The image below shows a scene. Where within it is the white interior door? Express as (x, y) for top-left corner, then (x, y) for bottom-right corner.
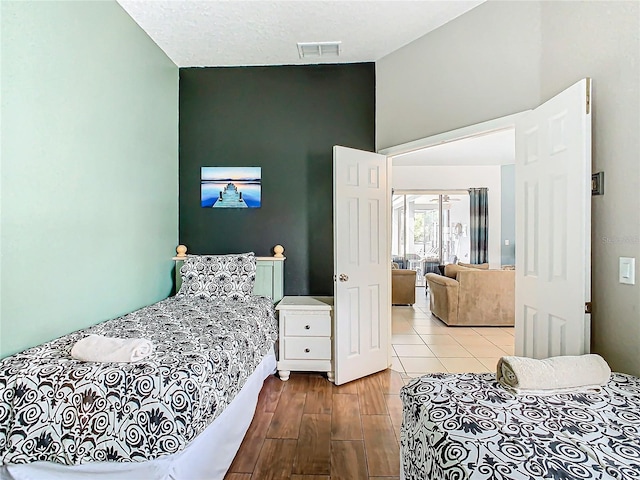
(515, 78), (592, 358)
(333, 145), (391, 385)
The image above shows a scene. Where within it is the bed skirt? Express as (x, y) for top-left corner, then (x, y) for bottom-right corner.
(1, 347), (277, 480)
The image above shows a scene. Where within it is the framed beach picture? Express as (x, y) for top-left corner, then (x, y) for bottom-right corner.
(201, 166), (261, 208)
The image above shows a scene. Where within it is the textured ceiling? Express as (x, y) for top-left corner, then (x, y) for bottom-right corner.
(117, 1), (484, 67)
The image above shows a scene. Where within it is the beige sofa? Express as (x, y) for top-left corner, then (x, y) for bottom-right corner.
(425, 264), (515, 326)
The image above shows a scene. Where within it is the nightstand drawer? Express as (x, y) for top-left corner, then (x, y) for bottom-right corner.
(284, 314), (331, 337)
(283, 337), (331, 360)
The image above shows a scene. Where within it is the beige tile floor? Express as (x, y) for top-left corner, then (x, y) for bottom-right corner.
(391, 288), (515, 377)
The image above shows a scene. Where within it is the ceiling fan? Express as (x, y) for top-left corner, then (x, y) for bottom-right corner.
(430, 194), (460, 203)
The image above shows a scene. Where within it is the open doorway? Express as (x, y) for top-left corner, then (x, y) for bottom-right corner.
(381, 114), (523, 377)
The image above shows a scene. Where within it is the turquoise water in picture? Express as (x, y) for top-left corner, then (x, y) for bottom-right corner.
(201, 167), (262, 208)
(201, 181), (261, 208)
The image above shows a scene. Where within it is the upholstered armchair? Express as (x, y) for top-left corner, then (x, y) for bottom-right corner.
(392, 266), (417, 305)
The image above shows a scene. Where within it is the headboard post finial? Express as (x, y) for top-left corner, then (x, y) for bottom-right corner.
(176, 245), (188, 258)
(273, 245), (285, 258)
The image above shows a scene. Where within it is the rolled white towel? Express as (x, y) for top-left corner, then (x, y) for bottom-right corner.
(496, 354), (611, 394)
(71, 334), (153, 363)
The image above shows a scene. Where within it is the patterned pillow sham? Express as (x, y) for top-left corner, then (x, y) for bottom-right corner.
(177, 252), (257, 300)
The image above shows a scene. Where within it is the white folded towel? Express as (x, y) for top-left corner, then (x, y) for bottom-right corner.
(71, 334), (153, 363)
(496, 354), (611, 394)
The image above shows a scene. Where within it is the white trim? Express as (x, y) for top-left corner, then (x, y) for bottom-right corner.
(378, 111), (531, 158)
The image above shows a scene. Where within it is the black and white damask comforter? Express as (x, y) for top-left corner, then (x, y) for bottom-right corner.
(401, 373), (640, 480)
(0, 295), (277, 466)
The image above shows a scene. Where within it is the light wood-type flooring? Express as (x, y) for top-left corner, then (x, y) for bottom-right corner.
(225, 288), (515, 479)
(224, 369), (404, 480)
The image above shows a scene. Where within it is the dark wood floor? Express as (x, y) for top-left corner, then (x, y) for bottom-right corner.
(225, 369), (405, 480)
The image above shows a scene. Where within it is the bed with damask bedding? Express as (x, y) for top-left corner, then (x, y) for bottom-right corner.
(400, 372), (640, 480)
(0, 250), (285, 480)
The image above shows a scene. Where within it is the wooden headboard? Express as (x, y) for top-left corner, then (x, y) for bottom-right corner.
(172, 245), (286, 303)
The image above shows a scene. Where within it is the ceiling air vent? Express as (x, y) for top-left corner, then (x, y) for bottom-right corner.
(297, 41), (342, 59)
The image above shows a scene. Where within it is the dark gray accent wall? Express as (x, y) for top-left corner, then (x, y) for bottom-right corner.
(501, 164), (516, 266)
(179, 64), (375, 296)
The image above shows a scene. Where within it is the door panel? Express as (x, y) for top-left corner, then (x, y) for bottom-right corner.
(523, 181), (539, 277)
(334, 146), (391, 385)
(515, 78), (592, 358)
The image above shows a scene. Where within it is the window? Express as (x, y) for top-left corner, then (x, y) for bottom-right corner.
(392, 191), (470, 285)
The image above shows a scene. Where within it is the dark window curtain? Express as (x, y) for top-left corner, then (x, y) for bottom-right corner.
(469, 188), (488, 264)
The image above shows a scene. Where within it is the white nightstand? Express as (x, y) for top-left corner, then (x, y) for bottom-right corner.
(275, 296), (334, 382)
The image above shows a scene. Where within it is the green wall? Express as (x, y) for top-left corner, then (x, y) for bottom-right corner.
(0, 1), (179, 357)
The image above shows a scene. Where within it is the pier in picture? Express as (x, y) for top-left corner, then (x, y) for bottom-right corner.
(201, 166), (261, 208)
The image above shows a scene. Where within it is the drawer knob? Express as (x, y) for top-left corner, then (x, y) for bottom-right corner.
(305, 348), (310, 353)
(305, 325), (310, 330)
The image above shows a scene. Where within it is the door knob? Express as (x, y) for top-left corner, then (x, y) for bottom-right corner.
(339, 274), (349, 282)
